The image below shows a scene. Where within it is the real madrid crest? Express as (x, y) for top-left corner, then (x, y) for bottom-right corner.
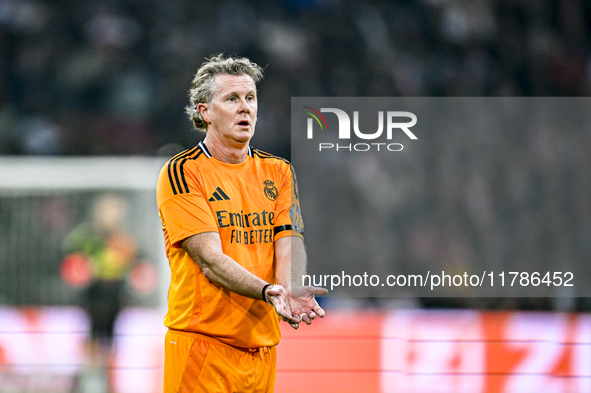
(263, 179), (278, 201)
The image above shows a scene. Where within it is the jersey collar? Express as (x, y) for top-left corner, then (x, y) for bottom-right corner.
(198, 141), (253, 159)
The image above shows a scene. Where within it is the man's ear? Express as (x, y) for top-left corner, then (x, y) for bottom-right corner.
(198, 103), (210, 123)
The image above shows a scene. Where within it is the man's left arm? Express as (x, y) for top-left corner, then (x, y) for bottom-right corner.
(275, 236), (327, 329)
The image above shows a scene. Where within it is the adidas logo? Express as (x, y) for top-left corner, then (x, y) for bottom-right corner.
(209, 187), (230, 202)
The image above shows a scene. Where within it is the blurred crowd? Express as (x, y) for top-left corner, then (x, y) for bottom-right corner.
(1, 0), (590, 157)
(1, 0), (590, 311)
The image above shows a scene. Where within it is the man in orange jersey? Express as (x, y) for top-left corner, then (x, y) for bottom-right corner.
(157, 54), (328, 392)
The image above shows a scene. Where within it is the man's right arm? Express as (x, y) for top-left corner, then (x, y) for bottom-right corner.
(181, 232), (300, 325)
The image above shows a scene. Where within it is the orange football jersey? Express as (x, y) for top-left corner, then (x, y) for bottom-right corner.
(156, 141), (303, 348)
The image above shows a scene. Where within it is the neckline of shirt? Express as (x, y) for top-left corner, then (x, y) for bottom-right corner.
(199, 141), (254, 171)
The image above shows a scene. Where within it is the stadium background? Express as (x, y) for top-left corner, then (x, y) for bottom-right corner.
(1, 0), (591, 392)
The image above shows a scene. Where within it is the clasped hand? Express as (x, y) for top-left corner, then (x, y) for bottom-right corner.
(266, 285), (328, 329)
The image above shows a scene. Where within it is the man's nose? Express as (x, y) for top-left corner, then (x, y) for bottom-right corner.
(238, 98), (250, 112)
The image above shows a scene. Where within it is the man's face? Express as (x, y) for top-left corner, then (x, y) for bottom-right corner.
(202, 74), (258, 146)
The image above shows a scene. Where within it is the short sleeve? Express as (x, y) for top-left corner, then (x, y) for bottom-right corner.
(159, 194), (219, 248)
(273, 164), (304, 241)
(157, 163), (218, 248)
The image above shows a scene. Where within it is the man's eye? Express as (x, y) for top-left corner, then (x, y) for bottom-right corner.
(228, 97), (236, 101)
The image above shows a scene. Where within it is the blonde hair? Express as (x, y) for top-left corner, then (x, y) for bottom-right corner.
(185, 54), (264, 131)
